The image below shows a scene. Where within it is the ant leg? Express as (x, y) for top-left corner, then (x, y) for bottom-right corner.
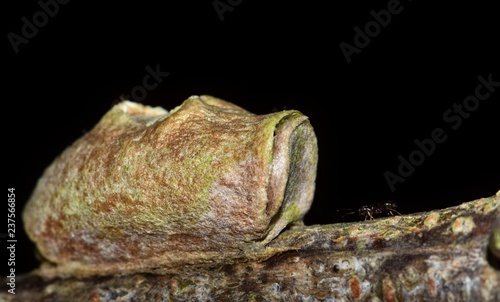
(390, 209), (402, 216)
(367, 212), (374, 220)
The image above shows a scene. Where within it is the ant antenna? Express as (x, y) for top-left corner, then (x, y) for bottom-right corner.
(337, 208), (356, 218)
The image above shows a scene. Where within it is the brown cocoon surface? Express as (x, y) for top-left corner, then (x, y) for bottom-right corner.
(23, 95), (318, 277)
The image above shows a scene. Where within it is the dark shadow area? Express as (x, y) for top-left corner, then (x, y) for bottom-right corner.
(487, 237), (500, 271)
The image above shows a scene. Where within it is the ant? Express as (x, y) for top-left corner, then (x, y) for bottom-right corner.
(338, 201), (402, 221)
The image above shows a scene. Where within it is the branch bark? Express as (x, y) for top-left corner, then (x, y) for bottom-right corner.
(3, 191), (499, 301)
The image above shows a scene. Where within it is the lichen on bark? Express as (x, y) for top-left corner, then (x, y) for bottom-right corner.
(4, 191), (499, 301)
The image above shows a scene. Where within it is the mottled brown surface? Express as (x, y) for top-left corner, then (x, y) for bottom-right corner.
(4, 191), (499, 301)
(22, 96), (318, 278)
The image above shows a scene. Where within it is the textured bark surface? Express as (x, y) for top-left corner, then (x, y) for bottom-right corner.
(3, 191), (499, 301)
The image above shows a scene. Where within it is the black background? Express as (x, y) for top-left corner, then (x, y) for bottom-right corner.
(4, 0), (499, 276)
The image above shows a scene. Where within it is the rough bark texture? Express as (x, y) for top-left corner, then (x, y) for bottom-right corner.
(3, 191), (499, 301)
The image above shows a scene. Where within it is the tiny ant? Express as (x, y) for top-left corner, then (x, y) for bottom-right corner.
(338, 201), (402, 221)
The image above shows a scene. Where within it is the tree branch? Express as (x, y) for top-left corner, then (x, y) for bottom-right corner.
(4, 191), (499, 301)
